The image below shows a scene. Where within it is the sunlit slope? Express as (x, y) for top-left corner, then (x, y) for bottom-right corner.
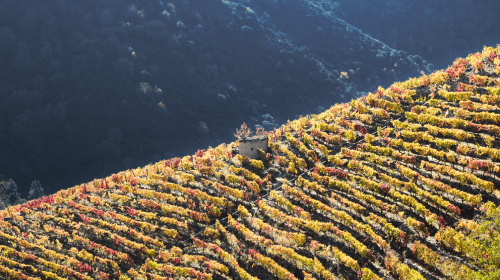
(1, 46), (500, 280)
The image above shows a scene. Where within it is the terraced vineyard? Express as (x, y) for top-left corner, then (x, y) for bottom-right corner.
(2, 46), (500, 279)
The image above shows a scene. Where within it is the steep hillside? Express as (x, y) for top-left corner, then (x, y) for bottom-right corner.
(1, 46), (500, 279)
(334, 0), (500, 69)
(0, 0), (430, 196)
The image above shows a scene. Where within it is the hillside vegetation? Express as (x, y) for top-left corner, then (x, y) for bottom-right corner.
(1, 46), (500, 279)
(0, 0), (430, 194)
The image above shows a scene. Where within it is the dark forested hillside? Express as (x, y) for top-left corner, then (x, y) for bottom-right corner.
(0, 0), (434, 199)
(334, 0), (500, 70)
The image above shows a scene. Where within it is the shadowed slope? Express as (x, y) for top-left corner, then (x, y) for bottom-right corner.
(1, 46), (500, 279)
